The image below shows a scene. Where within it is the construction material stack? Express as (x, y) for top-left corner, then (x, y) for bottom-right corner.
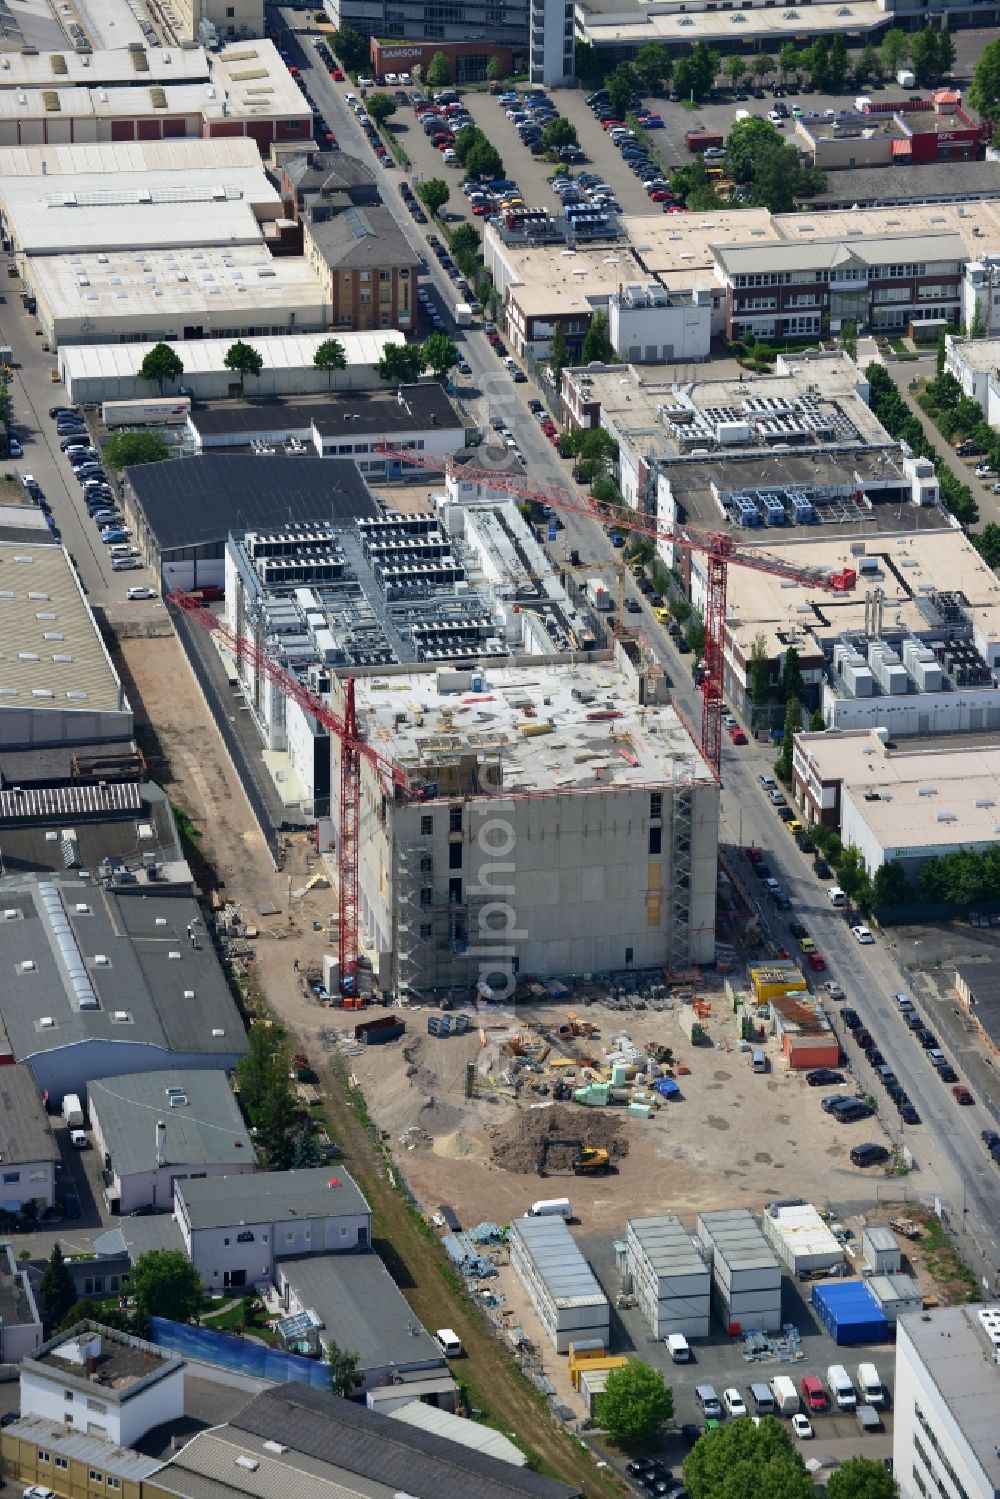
(626, 1216), (711, 1339)
(509, 1215), (610, 1353)
(696, 1208), (782, 1333)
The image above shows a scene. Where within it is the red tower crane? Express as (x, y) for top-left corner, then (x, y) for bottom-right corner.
(169, 590), (410, 1000)
(377, 445), (856, 776)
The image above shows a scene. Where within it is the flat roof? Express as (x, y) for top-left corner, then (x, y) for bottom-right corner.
(771, 198), (1000, 262)
(0, 47), (211, 89)
(0, 1243), (39, 1327)
(956, 960), (1000, 1047)
(580, 0), (885, 42)
(190, 383), (462, 440)
(88, 1069), (253, 1179)
(0, 1064), (58, 1165)
(127, 455), (377, 556)
(0, 877), (246, 1064)
(947, 333), (1000, 377)
(724, 526), (1000, 664)
(0, 137), (261, 181)
(207, 40), (309, 123)
(898, 1304), (1000, 1488)
(0, 540), (126, 714)
(5, 1418), (161, 1480)
(799, 160), (1000, 210)
(355, 657), (713, 796)
(628, 1216), (708, 1278)
(31, 1322), (181, 1395)
(32, 245), (323, 319)
(176, 1165), (369, 1228)
(279, 1253), (443, 1372)
(60, 331), (402, 385)
(0, 782), (182, 877)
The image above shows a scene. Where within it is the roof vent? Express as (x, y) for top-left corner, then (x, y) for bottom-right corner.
(168, 950), (181, 959)
(38, 1016), (55, 1030)
(235, 1457), (259, 1473)
(212, 1027), (225, 1037)
(92, 954), (110, 967)
(19, 960), (35, 974)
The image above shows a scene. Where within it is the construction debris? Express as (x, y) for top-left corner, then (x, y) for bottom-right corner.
(488, 1103), (629, 1176)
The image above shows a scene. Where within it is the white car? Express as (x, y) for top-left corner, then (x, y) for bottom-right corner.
(851, 924), (875, 945)
(126, 586), (157, 601)
(723, 1388), (747, 1417)
(792, 1413), (813, 1439)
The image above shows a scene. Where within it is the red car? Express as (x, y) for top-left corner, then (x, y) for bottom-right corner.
(331, 67), (344, 80)
(601, 118), (624, 130)
(648, 190), (669, 202)
(287, 64), (299, 76)
(747, 845), (764, 864)
(727, 725), (747, 745)
(472, 203), (489, 215)
(953, 1084), (974, 1104)
(807, 952), (827, 973)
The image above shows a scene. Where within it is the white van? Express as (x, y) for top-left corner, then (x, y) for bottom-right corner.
(527, 1197), (572, 1219)
(435, 1328), (463, 1357)
(827, 1364), (856, 1409)
(827, 886), (847, 907)
(751, 1051), (768, 1074)
(749, 1382), (774, 1415)
(666, 1333), (691, 1362)
(857, 1362), (883, 1406)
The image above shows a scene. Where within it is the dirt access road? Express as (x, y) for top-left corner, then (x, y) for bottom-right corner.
(115, 627), (621, 1496)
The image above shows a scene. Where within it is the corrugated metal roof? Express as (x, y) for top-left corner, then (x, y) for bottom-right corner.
(7, 1415), (162, 1479)
(389, 1403), (527, 1466)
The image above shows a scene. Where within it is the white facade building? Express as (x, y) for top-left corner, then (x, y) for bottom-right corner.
(894, 1304), (1000, 1499)
(20, 1327), (184, 1449)
(529, 0), (575, 85)
(608, 284), (712, 365)
(946, 331), (1000, 427)
(0, 1066), (59, 1213)
(174, 1168), (371, 1291)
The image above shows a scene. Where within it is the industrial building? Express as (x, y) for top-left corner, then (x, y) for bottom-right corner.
(792, 728), (1000, 875)
(947, 328), (1000, 419)
(894, 1303), (1000, 1499)
(625, 1216), (711, 1339)
(332, 644), (718, 996)
(0, 1065), (59, 1214)
(273, 1253), (447, 1390)
(867, 1274), (922, 1323)
(0, 539), (132, 749)
(87, 1070), (255, 1216)
(794, 93), (983, 173)
(955, 961), (1000, 1056)
(173, 1166), (371, 1289)
(0, 873), (246, 1102)
(761, 1202), (843, 1278)
(508, 1215), (609, 1353)
(799, 160), (1000, 212)
(0, 780), (187, 880)
(222, 495), (591, 813)
(696, 1209), (782, 1333)
(186, 384), (467, 463)
(58, 331), (403, 404)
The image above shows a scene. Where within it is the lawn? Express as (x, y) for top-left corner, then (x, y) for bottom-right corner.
(201, 1294), (280, 1346)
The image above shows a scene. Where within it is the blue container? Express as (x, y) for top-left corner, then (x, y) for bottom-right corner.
(811, 1280), (888, 1345)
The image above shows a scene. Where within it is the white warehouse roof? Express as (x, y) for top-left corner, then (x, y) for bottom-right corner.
(60, 331), (402, 385)
(0, 138), (264, 181)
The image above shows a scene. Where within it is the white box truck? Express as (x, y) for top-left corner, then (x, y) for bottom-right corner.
(454, 302), (473, 327)
(770, 1375), (800, 1416)
(896, 68), (915, 87)
(586, 579), (612, 612)
(827, 1364), (856, 1409)
(857, 1362), (884, 1406)
(102, 397), (191, 429)
(61, 1093), (84, 1128)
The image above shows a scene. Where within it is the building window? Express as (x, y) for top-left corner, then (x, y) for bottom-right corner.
(55, 1459), (68, 1472)
(223, 1237), (230, 1246)
(449, 877), (463, 904)
(649, 827), (662, 856)
(2, 1171), (20, 1184)
(64, 1390), (75, 1403)
(650, 792), (662, 819)
(89, 1470), (103, 1484)
(419, 922), (432, 939)
(449, 843), (462, 870)
(236, 1230), (254, 1243)
(38, 1451), (50, 1464)
(87, 1399), (107, 1415)
(449, 805), (462, 832)
(107, 1482), (121, 1492)
(420, 886), (433, 908)
(420, 814), (433, 835)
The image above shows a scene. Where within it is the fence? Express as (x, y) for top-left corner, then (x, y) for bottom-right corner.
(171, 604), (284, 866)
(150, 1317), (330, 1389)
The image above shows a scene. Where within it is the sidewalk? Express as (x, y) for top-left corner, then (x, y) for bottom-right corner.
(886, 365), (1000, 530)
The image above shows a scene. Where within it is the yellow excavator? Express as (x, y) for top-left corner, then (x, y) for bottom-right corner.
(538, 1139), (611, 1176)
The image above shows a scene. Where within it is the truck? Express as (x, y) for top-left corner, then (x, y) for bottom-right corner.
(896, 68), (915, 88)
(102, 396), (191, 429)
(857, 1362), (884, 1406)
(685, 130), (724, 153)
(586, 578), (612, 612)
(454, 302), (473, 327)
(61, 1093), (85, 1128)
(770, 1375), (800, 1416)
(827, 1364), (857, 1409)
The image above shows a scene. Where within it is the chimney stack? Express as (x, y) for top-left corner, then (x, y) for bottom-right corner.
(155, 1119), (166, 1168)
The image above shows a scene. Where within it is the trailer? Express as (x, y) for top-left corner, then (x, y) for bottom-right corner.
(102, 396), (191, 429)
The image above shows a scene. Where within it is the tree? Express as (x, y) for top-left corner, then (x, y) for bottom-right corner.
(41, 1242), (76, 1325)
(327, 1339), (361, 1397)
(752, 54), (775, 85)
(634, 42), (672, 94)
(936, 27), (956, 78)
(130, 1249), (203, 1326)
(236, 1020), (283, 1118)
(840, 319), (858, 364)
(581, 310), (612, 364)
(376, 342), (424, 384)
(330, 24), (367, 72)
(421, 331), (458, 379)
(724, 117), (781, 184)
(563, 425), (617, 479)
(827, 1458), (899, 1499)
(223, 340), (263, 397)
(543, 117), (578, 151)
(684, 1418), (814, 1499)
(673, 42), (719, 102)
(606, 61), (637, 119)
(777, 696), (800, 780)
(808, 708), (825, 731)
(909, 24), (949, 86)
(778, 43), (800, 83)
(781, 645), (804, 702)
(417, 177), (450, 216)
(426, 51), (451, 87)
(549, 320), (568, 390)
(872, 861), (911, 911)
(258, 1068), (301, 1170)
(465, 139), (504, 182)
(803, 37), (830, 89)
(313, 337), (347, 389)
(595, 1360), (673, 1445)
(574, 42), (604, 84)
(749, 631), (771, 707)
(104, 429), (170, 471)
(686, 616), (706, 658)
(138, 342), (184, 396)
(750, 140), (825, 212)
(880, 27), (909, 78)
(366, 92), (397, 126)
(936, 325), (948, 376)
(827, 34), (848, 91)
(972, 522), (1000, 569)
(485, 55), (505, 83)
(725, 56), (746, 89)
(856, 42), (880, 82)
(670, 158), (722, 211)
(454, 124), (483, 165)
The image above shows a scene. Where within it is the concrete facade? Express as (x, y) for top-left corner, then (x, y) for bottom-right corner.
(894, 1305), (1000, 1499)
(21, 1326), (184, 1450)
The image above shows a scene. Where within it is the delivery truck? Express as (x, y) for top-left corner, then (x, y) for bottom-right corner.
(102, 396), (191, 429)
(454, 302), (473, 327)
(770, 1375), (800, 1416)
(61, 1093), (85, 1128)
(896, 68), (915, 87)
(827, 1364), (857, 1409)
(685, 130), (724, 153)
(857, 1362), (884, 1406)
(586, 578), (612, 612)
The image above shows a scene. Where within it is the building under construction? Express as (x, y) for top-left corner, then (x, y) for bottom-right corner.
(331, 639), (719, 1000)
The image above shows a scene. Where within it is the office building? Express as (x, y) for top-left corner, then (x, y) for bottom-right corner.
(0, 1066), (59, 1213)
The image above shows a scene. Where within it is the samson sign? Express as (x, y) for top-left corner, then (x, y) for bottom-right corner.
(380, 47), (424, 58)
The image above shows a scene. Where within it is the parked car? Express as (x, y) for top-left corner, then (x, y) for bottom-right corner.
(850, 1143), (890, 1167)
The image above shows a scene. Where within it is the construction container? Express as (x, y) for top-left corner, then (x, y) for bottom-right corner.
(626, 1216), (710, 1339)
(572, 1083), (610, 1107)
(355, 1016), (405, 1045)
(811, 1281), (889, 1345)
(611, 1063), (629, 1087)
(749, 965), (807, 1004)
(677, 1006), (706, 1044)
(762, 1202), (844, 1277)
(508, 1215), (610, 1353)
(697, 1209), (782, 1332)
(569, 1351), (628, 1390)
(628, 1102), (653, 1119)
(867, 1273), (922, 1322)
(862, 1226), (901, 1276)
(782, 1032), (840, 1069)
